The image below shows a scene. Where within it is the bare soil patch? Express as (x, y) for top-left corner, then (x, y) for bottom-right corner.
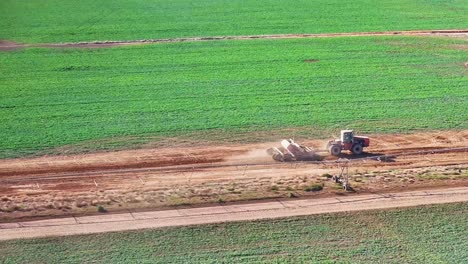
(0, 130), (467, 222)
(0, 40), (23, 51)
(1, 30), (467, 52)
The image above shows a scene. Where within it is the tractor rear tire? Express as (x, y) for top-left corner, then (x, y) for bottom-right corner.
(351, 144), (363, 155)
(329, 145), (341, 156)
(283, 154), (294, 162)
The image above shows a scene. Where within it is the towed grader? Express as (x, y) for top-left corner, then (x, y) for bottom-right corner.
(266, 139), (322, 162)
(267, 130), (370, 162)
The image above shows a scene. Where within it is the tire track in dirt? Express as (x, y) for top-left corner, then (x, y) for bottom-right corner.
(1, 29), (467, 51)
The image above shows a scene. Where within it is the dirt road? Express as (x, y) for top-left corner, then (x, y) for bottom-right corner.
(1, 130), (467, 177)
(0, 131), (467, 222)
(0, 187), (467, 241)
(1, 29), (467, 51)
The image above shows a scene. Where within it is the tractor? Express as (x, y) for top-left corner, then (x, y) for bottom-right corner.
(327, 130), (369, 156)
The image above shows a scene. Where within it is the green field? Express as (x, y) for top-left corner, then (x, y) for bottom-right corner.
(1, 203), (466, 263)
(1, 0), (467, 43)
(1, 36), (467, 158)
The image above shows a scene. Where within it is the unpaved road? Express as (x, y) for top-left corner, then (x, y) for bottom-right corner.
(0, 187), (467, 241)
(0, 131), (467, 221)
(1, 29), (467, 51)
(1, 130), (467, 177)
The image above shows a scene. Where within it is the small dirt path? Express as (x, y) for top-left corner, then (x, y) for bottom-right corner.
(0, 187), (467, 241)
(1, 29), (467, 51)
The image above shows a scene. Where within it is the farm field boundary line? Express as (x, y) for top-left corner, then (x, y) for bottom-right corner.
(1, 29), (467, 50)
(1, 146), (467, 184)
(0, 187), (467, 241)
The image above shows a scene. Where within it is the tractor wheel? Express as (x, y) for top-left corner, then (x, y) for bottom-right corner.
(351, 144), (363, 155)
(272, 153), (284, 162)
(283, 154), (294, 162)
(329, 145), (341, 156)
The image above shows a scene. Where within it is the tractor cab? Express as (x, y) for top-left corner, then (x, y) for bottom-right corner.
(341, 130), (354, 143)
(327, 129), (370, 156)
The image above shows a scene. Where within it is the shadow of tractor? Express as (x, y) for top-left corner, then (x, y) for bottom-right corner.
(333, 152), (396, 162)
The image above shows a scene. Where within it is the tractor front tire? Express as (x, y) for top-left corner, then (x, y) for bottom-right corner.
(329, 145), (341, 156)
(351, 144), (363, 155)
(272, 153), (284, 162)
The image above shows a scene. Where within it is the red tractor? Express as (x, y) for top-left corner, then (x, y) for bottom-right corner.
(327, 130), (370, 156)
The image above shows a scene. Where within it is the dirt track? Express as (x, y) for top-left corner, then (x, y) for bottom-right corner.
(0, 131), (467, 221)
(1, 29), (467, 51)
(0, 187), (467, 241)
(1, 130), (467, 177)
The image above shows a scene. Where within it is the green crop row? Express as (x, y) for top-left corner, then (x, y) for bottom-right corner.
(1, 203), (467, 263)
(0, 0), (467, 43)
(0, 36), (467, 158)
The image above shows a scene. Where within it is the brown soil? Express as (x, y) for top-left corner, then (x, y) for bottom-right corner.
(304, 59), (320, 63)
(1, 29), (467, 52)
(0, 130), (467, 222)
(0, 40), (23, 51)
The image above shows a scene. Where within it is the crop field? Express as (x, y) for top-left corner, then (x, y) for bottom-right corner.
(1, 203), (466, 263)
(1, 36), (467, 158)
(1, 0), (467, 43)
(1, 0), (467, 262)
